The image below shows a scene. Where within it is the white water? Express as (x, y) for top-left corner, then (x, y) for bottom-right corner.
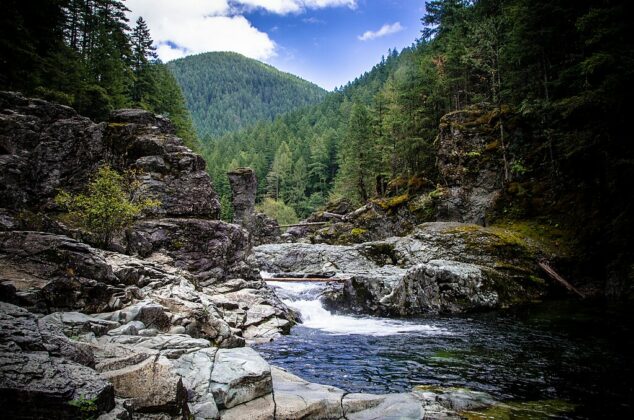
(266, 280), (450, 336)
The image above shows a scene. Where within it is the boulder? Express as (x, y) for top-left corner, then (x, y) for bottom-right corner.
(343, 393), (424, 419)
(1, 301), (95, 367)
(271, 367), (344, 419)
(170, 348), (219, 419)
(125, 218), (258, 283)
(227, 167), (257, 227)
(0, 351), (114, 419)
(101, 355), (186, 414)
(381, 260), (499, 315)
(219, 394), (275, 420)
(209, 347), (272, 409)
(0, 231), (123, 313)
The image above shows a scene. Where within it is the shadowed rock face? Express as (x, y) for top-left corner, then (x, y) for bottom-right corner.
(0, 91), (219, 218)
(227, 167), (257, 226)
(436, 107), (507, 225)
(227, 167), (280, 246)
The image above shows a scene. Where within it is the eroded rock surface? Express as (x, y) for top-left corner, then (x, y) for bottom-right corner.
(227, 167), (280, 246)
(257, 222), (552, 315)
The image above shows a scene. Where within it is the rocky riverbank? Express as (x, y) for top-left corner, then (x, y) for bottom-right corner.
(0, 92), (509, 418)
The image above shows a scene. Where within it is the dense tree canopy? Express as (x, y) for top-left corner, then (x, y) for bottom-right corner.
(167, 52), (327, 138)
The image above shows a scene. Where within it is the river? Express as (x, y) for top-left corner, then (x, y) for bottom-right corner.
(255, 280), (634, 419)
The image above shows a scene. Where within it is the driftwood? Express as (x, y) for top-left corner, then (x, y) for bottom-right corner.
(279, 222), (329, 228)
(263, 277), (348, 283)
(322, 212), (345, 220)
(538, 261), (585, 298)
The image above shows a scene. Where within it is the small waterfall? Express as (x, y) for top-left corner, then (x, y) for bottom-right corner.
(266, 279), (449, 336)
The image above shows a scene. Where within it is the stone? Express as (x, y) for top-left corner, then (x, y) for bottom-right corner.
(343, 393), (424, 419)
(227, 167), (280, 245)
(256, 222), (551, 315)
(41, 312), (120, 336)
(99, 334), (211, 359)
(125, 218), (258, 283)
(219, 394), (275, 420)
(435, 107), (506, 225)
(108, 321), (145, 336)
(0, 302), (95, 367)
(271, 367), (344, 419)
(0, 351), (114, 419)
(170, 348), (219, 419)
(0, 231), (123, 313)
(227, 167), (257, 227)
(101, 355), (186, 414)
(209, 347), (272, 409)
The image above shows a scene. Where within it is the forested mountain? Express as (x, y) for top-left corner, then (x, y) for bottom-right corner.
(167, 52), (327, 138)
(0, 0), (198, 149)
(204, 0), (633, 273)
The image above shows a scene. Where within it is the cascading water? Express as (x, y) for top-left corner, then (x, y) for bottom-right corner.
(256, 277), (634, 419)
(266, 280), (449, 336)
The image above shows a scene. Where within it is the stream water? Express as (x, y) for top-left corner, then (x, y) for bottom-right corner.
(255, 281), (634, 419)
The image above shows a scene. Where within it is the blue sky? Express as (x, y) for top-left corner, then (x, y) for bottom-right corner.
(127, 1), (427, 90)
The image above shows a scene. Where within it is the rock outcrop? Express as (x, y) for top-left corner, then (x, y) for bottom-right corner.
(435, 107), (507, 225)
(0, 93), (505, 419)
(227, 167), (280, 245)
(257, 222), (555, 315)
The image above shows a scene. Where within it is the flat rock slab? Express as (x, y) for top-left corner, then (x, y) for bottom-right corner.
(343, 392), (424, 419)
(210, 347), (272, 409)
(272, 366), (344, 419)
(101, 355), (185, 414)
(100, 334), (210, 359)
(219, 394), (275, 420)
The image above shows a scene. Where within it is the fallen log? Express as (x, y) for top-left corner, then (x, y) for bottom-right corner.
(279, 222), (329, 228)
(263, 277), (348, 283)
(538, 261), (585, 298)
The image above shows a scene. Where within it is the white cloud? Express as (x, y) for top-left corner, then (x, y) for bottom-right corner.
(126, 0), (356, 62)
(358, 22), (404, 41)
(233, 0), (356, 15)
(127, 0), (276, 62)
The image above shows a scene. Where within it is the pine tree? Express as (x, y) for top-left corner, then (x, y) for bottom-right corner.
(130, 16), (157, 105)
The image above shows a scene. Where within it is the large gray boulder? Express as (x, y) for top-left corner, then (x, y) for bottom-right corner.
(271, 367), (345, 419)
(125, 218), (258, 284)
(210, 347), (272, 409)
(101, 355), (186, 414)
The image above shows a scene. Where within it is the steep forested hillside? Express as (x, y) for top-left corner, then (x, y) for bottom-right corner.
(167, 52), (327, 138)
(0, 0), (199, 149)
(205, 0), (633, 286)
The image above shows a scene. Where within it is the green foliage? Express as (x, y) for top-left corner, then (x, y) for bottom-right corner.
(68, 395), (98, 420)
(256, 198), (299, 226)
(0, 0), (201, 150)
(55, 166), (159, 247)
(167, 52), (327, 138)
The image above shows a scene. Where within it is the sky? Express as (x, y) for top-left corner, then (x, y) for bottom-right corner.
(126, 0), (428, 90)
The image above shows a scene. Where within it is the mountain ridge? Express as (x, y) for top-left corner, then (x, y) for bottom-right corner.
(167, 51), (327, 138)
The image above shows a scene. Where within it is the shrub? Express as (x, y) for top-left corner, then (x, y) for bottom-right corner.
(55, 166), (159, 246)
(256, 198), (298, 226)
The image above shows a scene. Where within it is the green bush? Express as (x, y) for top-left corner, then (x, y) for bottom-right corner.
(56, 166), (159, 246)
(256, 198), (299, 226)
